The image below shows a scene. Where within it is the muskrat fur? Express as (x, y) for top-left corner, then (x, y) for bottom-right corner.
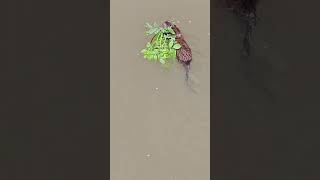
(149, 21), (194, 92)
(163, 21), (192, 82)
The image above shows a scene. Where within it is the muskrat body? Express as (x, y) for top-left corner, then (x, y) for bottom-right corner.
(163, 21), (192, 82)
(148, 21), (195, 92)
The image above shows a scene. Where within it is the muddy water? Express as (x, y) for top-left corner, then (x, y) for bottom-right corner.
(110, 0), (210, 180)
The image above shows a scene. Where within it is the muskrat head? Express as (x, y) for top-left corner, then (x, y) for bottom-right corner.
(163, 21), (174, 28)
(163, 21), (182, 38)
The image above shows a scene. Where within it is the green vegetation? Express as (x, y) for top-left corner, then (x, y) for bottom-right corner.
(140, 22), (181, 65)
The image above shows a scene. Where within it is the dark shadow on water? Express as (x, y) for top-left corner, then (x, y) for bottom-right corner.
(213, 0), (320, 179)
(239, 54), (277, 103)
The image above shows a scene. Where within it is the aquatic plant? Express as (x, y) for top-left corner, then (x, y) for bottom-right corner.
(140, 22), (181, 65)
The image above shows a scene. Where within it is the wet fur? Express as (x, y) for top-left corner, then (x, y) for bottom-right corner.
(163, 21), (193, 86)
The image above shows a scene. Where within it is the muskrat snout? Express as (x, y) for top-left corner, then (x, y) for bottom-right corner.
(163, 21), (173, 28)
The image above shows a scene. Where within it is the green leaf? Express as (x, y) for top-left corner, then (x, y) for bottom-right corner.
(173, 44), (181, 49)
(145, 22), (152, 28)
(169, 41), (174, 47)
(159, 59), (166, 64)
(147, 28), (157, 35)
(168, 28), (175, 34)
(141, 21), (184, 67)
(154, 29), (160, 34)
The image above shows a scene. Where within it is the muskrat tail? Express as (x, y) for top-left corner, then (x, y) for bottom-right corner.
(183, 63), (198, 94)
(183, 63), (190, 82)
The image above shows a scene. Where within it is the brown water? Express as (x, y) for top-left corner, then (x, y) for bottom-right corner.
(110, 0), (210, 180)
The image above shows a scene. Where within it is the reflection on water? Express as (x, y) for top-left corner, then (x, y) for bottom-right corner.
(214, 0), (320, 179)
(111, 0), (210, 179)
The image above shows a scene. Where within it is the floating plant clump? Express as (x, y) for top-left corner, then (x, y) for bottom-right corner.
(140, 22), (181, 65)
(140, 21), (195, 93)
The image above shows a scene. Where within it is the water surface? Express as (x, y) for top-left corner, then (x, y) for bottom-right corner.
(110, 0), (210, 179)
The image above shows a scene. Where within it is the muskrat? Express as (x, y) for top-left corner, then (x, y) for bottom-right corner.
(163, 21), (193, 82)
(148, 21), (195, 92)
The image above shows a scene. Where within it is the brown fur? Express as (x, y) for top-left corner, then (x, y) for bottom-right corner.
(164, 21), (192, 65)
(163, 21), (192, 82)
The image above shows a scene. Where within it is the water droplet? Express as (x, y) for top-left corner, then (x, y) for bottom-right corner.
(188, 20), (192, 23)
(208, 33), (210, 36)
(155, 88), (159, 90)
(177, 20), (180, 23)
(145, 153), (151, 157)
